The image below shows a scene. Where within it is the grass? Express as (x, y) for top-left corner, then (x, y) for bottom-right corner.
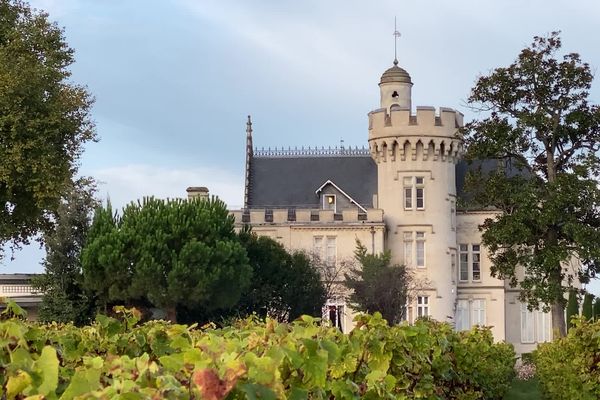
(503, 377), (542, 400)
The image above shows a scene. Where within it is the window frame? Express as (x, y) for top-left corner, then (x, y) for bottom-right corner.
(403, 176), (426, 210)
(325, 236), (337, 267)
(417, 296), (429, 318)
(471, 244), (481, 281)
(403, 232), (413, 267)
(323, 194), (337, 213)
(415, 231), (426, 268)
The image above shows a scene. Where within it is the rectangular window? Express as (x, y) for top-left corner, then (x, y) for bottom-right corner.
(450, 200), (456, 230)
(403, 232), (413, 267)
(472, 244), (481, 281)
(450, 251), (457, 285)
(327, 304), (344, 331)
(403, 177), (425, 210)
(456, 299), (469, 331)
(416, 177), (425, 209)
(416, 232), (425, 267)
(323, 194), (336, 212)
(403, 177), (413, 209)
(472, 299), (486, 326)
(417, 296), (429, 318)
(459, 244), (469, 281)
(536, 310), (551, 342)
(313, 236), (323, 260)
(520, 303), (535, 343)
(326, 236), (336, 266)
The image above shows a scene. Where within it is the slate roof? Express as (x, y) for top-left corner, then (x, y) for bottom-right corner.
(247, 156), (522, 209)
(247, 156), (377, 209)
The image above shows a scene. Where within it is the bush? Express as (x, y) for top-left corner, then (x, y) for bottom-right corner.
(536, 317), (600, 399)
(0, 310), (515, 399)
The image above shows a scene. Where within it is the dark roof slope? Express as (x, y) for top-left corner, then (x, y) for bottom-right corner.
(247, 157), (525, 209)
(248, 156), (377, 208)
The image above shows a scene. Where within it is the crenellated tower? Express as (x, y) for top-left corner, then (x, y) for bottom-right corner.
(368, 60), (463, 323)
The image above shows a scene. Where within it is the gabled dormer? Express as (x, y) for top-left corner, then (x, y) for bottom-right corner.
(315, 180), (367, 214)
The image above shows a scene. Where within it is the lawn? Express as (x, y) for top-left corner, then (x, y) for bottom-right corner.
(504, 377), (542, 400)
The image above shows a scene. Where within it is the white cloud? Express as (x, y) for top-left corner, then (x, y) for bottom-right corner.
(93, 164), (244, 211)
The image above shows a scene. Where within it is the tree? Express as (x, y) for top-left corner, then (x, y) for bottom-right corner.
(566, 289), (578, 330)
(593, 297), (600, 321)
(582, 293), (594, 321)
(82, 197), (252, 322)
(32, 178), (98, 325)
(0, 0), (96, 257)
(235, 230), (326, 321)
(464, 32), (600, 337)
(343, 241), (411, 325)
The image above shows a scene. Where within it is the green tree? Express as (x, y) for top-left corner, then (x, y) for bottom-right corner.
(82, 197), (252, 322)
(464, 32), (600, 337)
(32, 178), (98, 325)
(582, 293), (594, 321)
(235, 230), (326, 321)
(593, 297), (600, 321)
(0, 0), (96, 257)
(343, 241), (411, 325)
(566, 289), (578, 330)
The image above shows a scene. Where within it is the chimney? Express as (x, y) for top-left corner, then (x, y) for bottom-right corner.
(186, 186), (209, 200)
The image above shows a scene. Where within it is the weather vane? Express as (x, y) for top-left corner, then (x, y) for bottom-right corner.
(393, 16), (401, 65)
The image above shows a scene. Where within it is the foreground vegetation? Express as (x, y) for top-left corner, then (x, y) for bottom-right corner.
(0, 307), (515, 399)
(535, 317), (600, 399)
(503, 378), (541, 400)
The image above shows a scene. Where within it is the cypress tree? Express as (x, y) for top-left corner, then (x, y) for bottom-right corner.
(582, 293), (594, 321)
(566, 290), (578, 330)
(593, 297), (600, 321)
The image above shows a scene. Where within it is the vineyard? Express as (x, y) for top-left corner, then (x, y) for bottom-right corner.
(0, 305), (515, 399)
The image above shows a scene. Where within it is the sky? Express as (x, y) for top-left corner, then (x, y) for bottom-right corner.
(2, 0), (600, 293)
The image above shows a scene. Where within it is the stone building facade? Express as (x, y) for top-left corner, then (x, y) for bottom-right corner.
(229, 58), (551, 354)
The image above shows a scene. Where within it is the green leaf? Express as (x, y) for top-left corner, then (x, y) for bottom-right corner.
(238, 383), (277, 400)
(34, 346), (59, 396)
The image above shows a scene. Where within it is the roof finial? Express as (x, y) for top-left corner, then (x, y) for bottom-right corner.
(246, 115), (252, 136)
(393, 17), (401, 66)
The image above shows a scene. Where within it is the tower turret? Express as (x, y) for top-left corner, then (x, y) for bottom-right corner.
(379, 59), (412, 110)
(368, 50), (463, 325)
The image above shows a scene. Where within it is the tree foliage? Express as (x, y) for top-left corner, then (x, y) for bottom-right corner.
(593, 297), (600, 322)
(0, 0), (96, 256)
(81, 197), (252, 322)
(582, 293), (594, 321)
(463, 32), (600, 336)
(235, 230), (326, 321)
(566, 289), (578, 330)
(32, 178), (98, 325)
(343, 241), (411, 325)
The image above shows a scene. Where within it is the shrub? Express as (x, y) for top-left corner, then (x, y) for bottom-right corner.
(536, 317), (600, 399)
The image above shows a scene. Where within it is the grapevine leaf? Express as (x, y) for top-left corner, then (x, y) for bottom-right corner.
(34, 346), (59, 396)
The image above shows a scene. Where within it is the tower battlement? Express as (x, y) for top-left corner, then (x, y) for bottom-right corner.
(368, 106), (463, 136)
(368, 106), (464, 163)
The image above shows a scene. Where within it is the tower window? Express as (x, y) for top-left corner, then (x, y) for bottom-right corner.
(392, 90), (399, 99)
(403, 176), (425, 210)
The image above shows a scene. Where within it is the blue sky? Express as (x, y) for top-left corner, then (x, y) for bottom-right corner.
(3, 0), (600, 293)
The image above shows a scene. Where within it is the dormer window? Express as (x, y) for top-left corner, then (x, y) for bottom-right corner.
(323, 194), (336, 212)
